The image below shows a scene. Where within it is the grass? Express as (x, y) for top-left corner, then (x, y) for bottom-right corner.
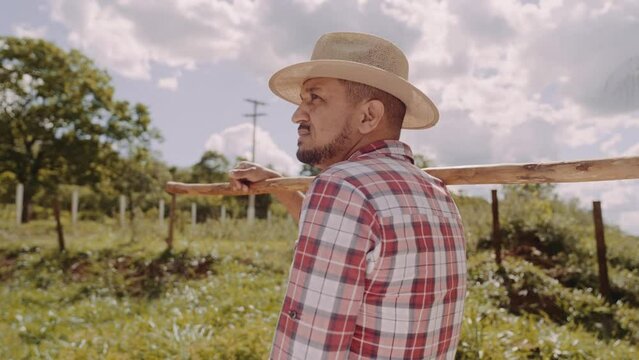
(1, 194), (639, 359)
(0, 217), (295, 359)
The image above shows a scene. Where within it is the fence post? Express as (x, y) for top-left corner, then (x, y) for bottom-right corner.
(167, 194), (176, 250)
(491, 189), (502, 266)
(16, 183), (23, 225)
(221, 205), (226, 222)
(71, 189), (79, 226)
(159, 199), (165, 226)
(247, 195), (255, 224)
(592, 201), (612, 302)
(119, 195), (126, 228)
(191, 202), (197, 233)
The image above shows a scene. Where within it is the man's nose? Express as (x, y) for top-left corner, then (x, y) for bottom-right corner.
(291, 106), (308, 124)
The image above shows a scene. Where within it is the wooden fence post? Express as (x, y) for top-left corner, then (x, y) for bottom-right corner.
(53, 197), (65, 252)
(592, 201), (612, 302)
(16, 183), (23, 225)
(221, 205), (226, 222)
(167, 194), (176, 250)
(119, 195), (126, 228)
(191, 202), (197, 233)
(248, 194), (255, 224)
(491, 189), (503, 266)
(71, 189), (79, 226)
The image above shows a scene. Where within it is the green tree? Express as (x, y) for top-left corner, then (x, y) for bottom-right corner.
(186, 151), (230, 222)
(0, 36), (157, 250)
(413, 154), (431, 169)
(190, 150), (229, 183)
(108, 149), (170, 236)
(299, 163), (321, 176)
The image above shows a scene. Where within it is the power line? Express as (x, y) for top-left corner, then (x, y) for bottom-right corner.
(243, 99), (266, 223)
(244, 99), (267, 162)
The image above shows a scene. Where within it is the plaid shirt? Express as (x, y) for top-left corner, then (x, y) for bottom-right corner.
(271, 140), (467, 359)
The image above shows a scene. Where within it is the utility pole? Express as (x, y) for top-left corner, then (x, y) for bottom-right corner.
(244, 98), (266, 223)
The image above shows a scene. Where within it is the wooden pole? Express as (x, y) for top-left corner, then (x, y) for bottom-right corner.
(71, 189), (79, 226)
(53, 197), (65, 252)
(16, 183), (23, 225)
(491, 190), (502, 265)
(165, 156), (639, 195)
(247, 196), (255, 223)
(221, 205), (226, 222)
(191, 202), (197, 232)
(244, 98), (266, 223)
(159, 199), (165, 226)
(119, 195), (126, 228)
(592, 201), (612, 302)
(167, 194), (176, 250)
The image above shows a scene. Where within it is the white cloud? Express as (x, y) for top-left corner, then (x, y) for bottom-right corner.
(50, 0), (152, 79)
(13, 23), (47, 38)
(600, 134), (622, 155)
(381, 0), (457, 67)
(556, 181), (639, 235)
(293, 0), (329, 12)
(205, 123), (300, 176)
(157, 76), (178, 91)
(620, 211), (639, 235)
(49, 0), (258, 79)
(624, 143), (639, 157)
(42, 0), (639, 234)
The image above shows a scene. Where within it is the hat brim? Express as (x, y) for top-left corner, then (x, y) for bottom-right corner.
(268, 59), (439, 129)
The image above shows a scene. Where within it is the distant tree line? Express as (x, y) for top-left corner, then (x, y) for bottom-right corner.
(0, 36), (277, 251)
(0, 36), (433, 251)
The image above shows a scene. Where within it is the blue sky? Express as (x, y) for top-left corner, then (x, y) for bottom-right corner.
(2, 0), (639, 234)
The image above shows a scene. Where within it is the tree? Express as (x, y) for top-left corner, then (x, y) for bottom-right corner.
(184, 151), (229, 221)
(107, 148), (170, 237)
(190, 150), (229, 183)
(299, 163), (321, 176)
(0, 36), (157, 250)
(413, 154), (431, 169)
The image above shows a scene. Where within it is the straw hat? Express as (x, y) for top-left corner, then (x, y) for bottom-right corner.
(269, 32), (439, 129)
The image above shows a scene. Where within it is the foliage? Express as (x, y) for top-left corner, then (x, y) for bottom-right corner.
(190, 151), (230, 184)
(1, 182), (639, 358)
(299, 163), (321, 176)
(0, 36), (158, 223)
(2, 196), (639, 358)
(453, 193), (491, 252)
(413, 153), (431, 169)
(171, 151), (275, 221)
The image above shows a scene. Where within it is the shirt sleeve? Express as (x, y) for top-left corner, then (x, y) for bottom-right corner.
(270, 174), (378, 359)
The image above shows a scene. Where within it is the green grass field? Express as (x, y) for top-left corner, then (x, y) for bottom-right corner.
(1, 195), (639, 359)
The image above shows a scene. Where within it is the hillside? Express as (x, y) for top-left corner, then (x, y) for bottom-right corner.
(1, 185), (638, 358)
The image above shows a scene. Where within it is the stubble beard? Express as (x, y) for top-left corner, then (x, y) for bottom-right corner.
(296, 122), (353, 167)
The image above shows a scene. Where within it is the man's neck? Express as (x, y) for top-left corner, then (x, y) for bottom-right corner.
(316, 132), (401, 170)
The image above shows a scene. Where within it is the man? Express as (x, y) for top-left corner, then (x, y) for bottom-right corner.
(230, 32), (467, 359)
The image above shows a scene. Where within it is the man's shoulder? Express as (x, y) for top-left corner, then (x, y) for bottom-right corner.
(315, 158), (385, 184)
(319, 160), (367, 178)
(312, 157), (416, 191)
(314, 156), (447, 196)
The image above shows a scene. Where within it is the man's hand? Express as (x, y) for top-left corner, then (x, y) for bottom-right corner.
(229, 161), (282, 192)
(229, 161), (304, 223)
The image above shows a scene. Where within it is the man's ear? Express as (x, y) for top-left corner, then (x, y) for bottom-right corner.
(357, 99), (384, 135)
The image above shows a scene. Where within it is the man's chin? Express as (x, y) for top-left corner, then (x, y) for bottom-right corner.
(296, 149), (318, 166)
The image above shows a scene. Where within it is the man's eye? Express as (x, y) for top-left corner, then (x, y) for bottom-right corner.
(300, 93), (321, 103)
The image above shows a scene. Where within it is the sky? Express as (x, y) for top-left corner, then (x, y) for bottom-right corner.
(1, 0), (639, 234)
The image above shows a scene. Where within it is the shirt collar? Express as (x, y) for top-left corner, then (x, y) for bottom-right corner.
(347, 140), (414, 164)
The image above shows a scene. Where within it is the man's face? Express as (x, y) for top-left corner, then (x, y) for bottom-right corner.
(293, 78), (359, 169)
